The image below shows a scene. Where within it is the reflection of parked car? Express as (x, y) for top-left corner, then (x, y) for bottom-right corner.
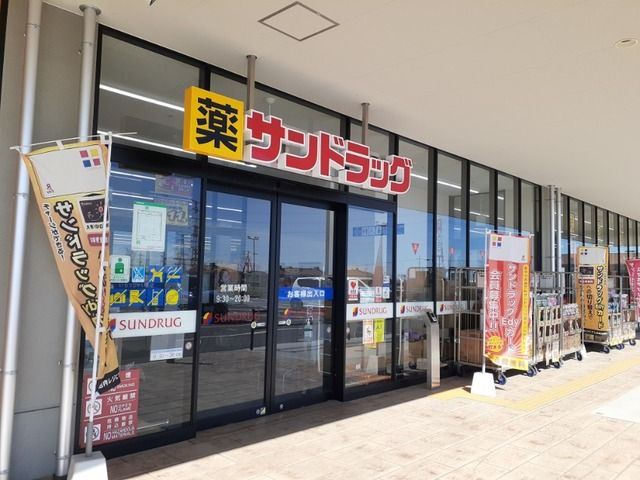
(288, 276), (333, 309)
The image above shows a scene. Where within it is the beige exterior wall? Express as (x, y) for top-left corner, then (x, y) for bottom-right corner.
(0, 2), (83, 478)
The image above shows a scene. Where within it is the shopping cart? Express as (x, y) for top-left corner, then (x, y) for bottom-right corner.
(560, 272), (585, 361)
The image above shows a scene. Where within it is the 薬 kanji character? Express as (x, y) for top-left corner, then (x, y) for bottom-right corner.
(196, 97), (239, 151)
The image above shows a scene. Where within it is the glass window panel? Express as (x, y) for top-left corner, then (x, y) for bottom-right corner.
(561, 196), (569, 272)
(497, 174), (516, 233)
(349, 121), (391, 200)
(584, 204), (595, 247)
(396, 140), (431, 378)
(435, 153), (465, 364)
(620, 216), (628, 274)
(345, 206), (393, 388)
(597, 208), (606, 246)
(81, 165), (201, 444)
(211, 73), (246, 103)
(98, 35), (199, 157)
(569, 199), (582, 271)
(469, 165), (492, 268)
(609, 212), (618, 274)
(275, 204), (334, 400)
(631, 221), (638, 259)
(198, 191), (271, 417)
(521, 181), (537, 268)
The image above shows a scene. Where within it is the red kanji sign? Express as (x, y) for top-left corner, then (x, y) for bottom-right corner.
(80, 369), (139, 447)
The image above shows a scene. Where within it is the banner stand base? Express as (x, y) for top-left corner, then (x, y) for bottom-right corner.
(471, 372), (496, 397)
(67, 452), (108, 480)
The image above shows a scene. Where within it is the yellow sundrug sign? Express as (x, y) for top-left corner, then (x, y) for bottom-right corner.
(183, 86), (244, 160)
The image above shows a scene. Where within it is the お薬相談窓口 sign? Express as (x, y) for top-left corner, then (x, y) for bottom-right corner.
(182, 87), (413, 194)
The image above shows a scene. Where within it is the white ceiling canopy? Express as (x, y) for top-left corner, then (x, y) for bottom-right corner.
(45, 0), (640, 219)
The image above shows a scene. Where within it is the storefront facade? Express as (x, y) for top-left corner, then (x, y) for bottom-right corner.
(75, 27), (547, 457)
(1, 3), (640, 478)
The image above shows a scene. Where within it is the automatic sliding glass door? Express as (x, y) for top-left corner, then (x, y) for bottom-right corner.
(198, 190), (271, 421)
(273, 203), (334, 406)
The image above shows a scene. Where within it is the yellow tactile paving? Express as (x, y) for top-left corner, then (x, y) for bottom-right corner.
(431, 355), (640, 411)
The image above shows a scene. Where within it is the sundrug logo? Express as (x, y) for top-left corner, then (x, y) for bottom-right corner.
(348, 303), (393, 320)
(397, 302), (433, 318)
(110, 310), (196, 338)
(358, 305), (389, 315)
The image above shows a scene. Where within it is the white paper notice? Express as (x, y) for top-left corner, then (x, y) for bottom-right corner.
(577, 246), (608, 266)
(131, 202), (167, 252)
(150, 334), (184, 361)
(487, 234), (529, 263)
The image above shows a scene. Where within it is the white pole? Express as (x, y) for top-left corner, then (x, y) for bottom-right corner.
(0, 1), (42, 478)
(482, 229), (490, 374)
(549, 186), (556, 273)
(55, 5), (100, 476)
(85, 134), (112, 456)
(556, 187), (563, 273)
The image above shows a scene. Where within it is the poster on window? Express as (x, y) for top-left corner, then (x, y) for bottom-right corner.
(131, 202), (167, 252)
(483, 233), (531, 371)
(19, 139), (120, 393)
(577, 246), (609, 334)
(80, 368), (139, 447)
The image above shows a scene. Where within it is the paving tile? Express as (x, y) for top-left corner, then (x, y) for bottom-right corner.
(616, 463), (640, 480)
(498, 460), (563, 480)
(439, 459), (507, 480)
(528, 442), (586, 472)
(483, 445), (538, 471)
(102, 344), (640, 480)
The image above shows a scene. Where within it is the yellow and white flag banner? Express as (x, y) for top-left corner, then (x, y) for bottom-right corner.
(20, 139), (120, 393)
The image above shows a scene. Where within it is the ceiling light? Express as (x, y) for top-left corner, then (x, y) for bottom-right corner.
(100, 84), (184, 112)
(411, 173), (428, 181)
(615, 38), (638, 48)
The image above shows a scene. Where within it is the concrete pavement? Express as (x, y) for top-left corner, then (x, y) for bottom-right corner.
(106, 342), (640, 480)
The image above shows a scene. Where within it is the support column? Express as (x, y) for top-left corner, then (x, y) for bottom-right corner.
(361, 102), (369, 144)
(246, 54), (257, 110)
(555, 187), (564, 272)
(0, 1), (43, 478)
(54, 5), (100, 478)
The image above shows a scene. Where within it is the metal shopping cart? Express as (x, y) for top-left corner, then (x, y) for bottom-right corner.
(453, 267), (536, 385)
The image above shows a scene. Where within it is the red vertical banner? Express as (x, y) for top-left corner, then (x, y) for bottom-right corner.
(484, 234), (531, 371)
(626, 258), (640, 316)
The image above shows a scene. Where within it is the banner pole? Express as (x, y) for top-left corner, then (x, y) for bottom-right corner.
(0, 2), (42, 479)
(482, 229), (490, 374)
(55, 5), (101, 476)
(85, 133), (112, 456)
